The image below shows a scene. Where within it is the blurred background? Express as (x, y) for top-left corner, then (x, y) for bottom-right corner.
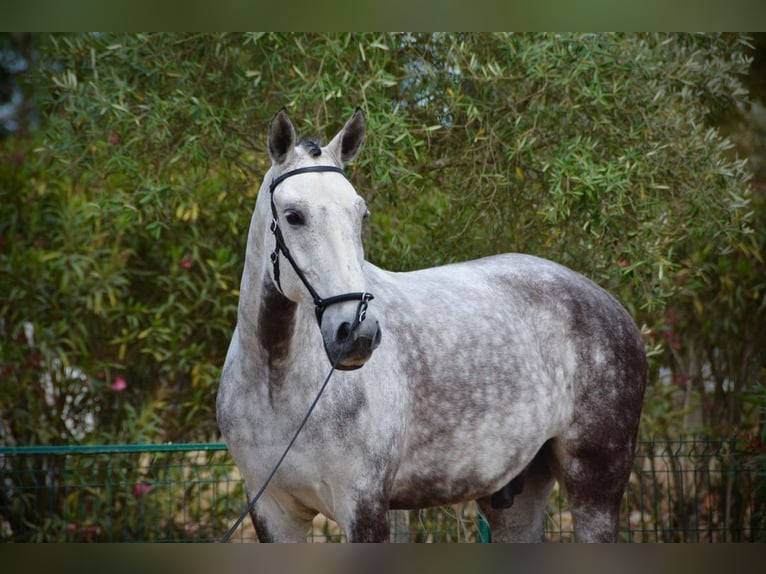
(0, 35), (764, 541)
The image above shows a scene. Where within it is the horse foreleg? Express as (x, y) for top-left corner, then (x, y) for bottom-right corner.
(344, 498), (391, 542)
(248, 494), (313, 542)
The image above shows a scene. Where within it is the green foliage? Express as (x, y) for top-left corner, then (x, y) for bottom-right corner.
(1, 446), (246, 542)
(1, 33), (763, 446)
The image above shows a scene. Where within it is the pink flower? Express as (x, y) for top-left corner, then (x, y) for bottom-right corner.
(133, 483), (151, 498)
(181, 257), (193, 269)
(111, 376), (127, 392)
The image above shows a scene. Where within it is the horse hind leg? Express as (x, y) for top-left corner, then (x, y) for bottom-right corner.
(477, 445), (556, 543)
(548, 437), (634, 542)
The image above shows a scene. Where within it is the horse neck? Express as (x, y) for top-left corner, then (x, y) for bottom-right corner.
(236, 173), (307, 365)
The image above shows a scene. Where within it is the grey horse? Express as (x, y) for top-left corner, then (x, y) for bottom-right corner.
(217, 108), (647, 542)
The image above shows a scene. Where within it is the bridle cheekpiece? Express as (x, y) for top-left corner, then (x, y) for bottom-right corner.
(268, 165), (374, 327)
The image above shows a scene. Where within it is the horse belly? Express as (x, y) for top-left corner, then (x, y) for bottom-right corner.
(388, 394), (565, 509)
(382, 336), (575, 509)
(388, 436), (545, 509)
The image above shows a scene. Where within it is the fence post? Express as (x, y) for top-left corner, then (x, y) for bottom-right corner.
(477, 512), (491, 543)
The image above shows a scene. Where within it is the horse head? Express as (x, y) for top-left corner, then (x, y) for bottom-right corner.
(264, 108), (381, 370)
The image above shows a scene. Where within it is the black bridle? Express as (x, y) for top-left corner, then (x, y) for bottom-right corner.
(220, 166), (375, 543)
(268, 165), (374, 326)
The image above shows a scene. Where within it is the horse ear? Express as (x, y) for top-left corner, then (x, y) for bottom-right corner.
(268, 107), (296, 165)
(327, 108), (366, 165)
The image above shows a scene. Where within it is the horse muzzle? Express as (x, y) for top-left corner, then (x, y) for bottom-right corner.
(321, 312), (382, 371)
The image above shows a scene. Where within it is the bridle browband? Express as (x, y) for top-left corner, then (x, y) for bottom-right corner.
(268, 165), (374, 326)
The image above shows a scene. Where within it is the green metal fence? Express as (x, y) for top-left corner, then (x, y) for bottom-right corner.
(1, 438), (762, 542)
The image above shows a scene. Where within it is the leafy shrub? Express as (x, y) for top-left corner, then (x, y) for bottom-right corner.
(0, 33), (762, 447)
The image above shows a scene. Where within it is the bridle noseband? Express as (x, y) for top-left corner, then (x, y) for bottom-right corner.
(268, 165), (374, 326)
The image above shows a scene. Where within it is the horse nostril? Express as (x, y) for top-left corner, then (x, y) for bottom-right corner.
(335, 322), (353, 344)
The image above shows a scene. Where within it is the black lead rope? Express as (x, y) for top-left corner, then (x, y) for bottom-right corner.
(219, 291), (371, 543)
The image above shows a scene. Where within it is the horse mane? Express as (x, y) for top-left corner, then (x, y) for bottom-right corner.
(299, 139), (322, 158)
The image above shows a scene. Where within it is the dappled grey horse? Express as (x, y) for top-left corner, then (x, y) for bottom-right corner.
(217, 108), (647, 542)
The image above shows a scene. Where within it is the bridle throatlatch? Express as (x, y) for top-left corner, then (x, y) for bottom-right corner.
(268, 165), (374, 327)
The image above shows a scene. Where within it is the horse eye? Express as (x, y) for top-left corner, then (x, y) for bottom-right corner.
(284, 210), (305, 226)
(363, 209), (371, 221)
